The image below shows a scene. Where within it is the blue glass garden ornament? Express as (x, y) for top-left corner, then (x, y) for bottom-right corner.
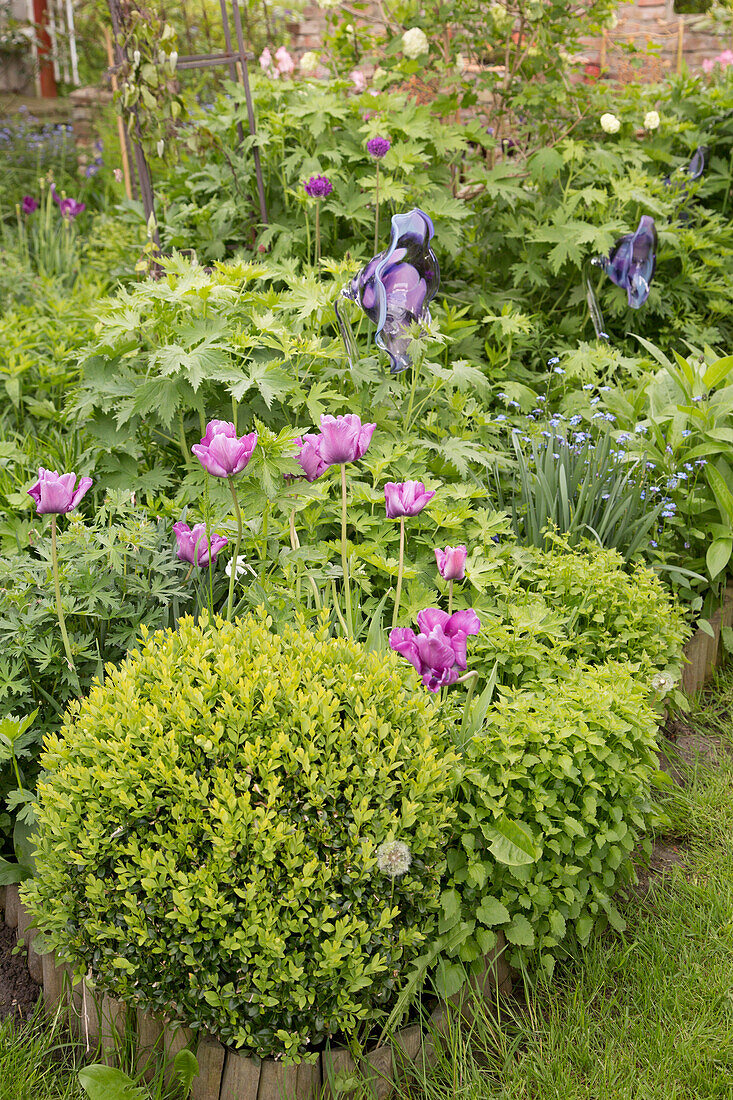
(594, 214), (657, 309)
(335, 208), (440, 374)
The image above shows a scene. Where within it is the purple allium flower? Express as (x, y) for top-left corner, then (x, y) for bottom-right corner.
(304, 175), (333, 199)
(389, 608), (480, 693)
(367, 136), (391, 159)
(295, 433), (328, 482)
(28, 467), (92, 515)
(21, 195), (38, 214)
(384, 480), (435, 518)
(173, 521), (228, 566)
(192, 420), (258, 478)
(317, 414), (375, 465)
(435, 545), (468, 581)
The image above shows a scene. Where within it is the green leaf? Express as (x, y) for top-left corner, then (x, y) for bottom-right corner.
(78, 1065), (147, 1100)
(706, 537), (732, 580)
(475, 896), (510, 927)
(173, 1048), (199, 1092)
(0, 858), (28, 886)
(434, 960), (467, 999)
(705, 464), (733, 526)
(482, 817), (540, 866)
(505, 914), (535, 947)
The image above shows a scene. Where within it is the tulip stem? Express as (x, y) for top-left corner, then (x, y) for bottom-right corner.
(51, 515), (76, 674)
(226, 478), (243, 622)
(392, 517), (405, 630)
(448, 579), (453, 617)
(374, 161), (380, 255)
(459, 669), (479, 742)
(340, 463), (353, 638)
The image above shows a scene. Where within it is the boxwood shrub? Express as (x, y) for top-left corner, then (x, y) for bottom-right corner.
(23, 613), (459, 1059)
(433, 661), (661, 994)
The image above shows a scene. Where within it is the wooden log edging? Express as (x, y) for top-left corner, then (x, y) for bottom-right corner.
(6, 882), (512, 1099)
(681, 584), (733, 695)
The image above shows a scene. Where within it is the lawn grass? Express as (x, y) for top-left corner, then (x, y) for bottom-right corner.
(1, 669), (733, 1100)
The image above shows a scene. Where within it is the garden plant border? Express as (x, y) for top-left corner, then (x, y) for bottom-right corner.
(2, 589), (730, 1099)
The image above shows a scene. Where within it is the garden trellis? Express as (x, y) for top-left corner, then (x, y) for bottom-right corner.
(107, 0), (268, 246)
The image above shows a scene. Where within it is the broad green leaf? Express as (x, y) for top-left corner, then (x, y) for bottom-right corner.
(706, 537), (732, 580)
(505, 914), (535, 947)
(78, 1065), (147, 1100)
(482, 817), (540, 866)
(475, 896), (510, 927)
(172, 1048), (199, 1092)
(434, 960), (467, 999)
(703, 355), (733, 390)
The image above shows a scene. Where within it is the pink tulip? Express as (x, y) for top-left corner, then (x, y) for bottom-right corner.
(384, 480), (435, 518)
(192, 420), (258, 478)
(435, 544), (467, 581)
(28, 467), (93, 515)
(173, 522), (228, 566)
(318, 413), (376, 466)
(295, 434), (328, 482)
(389, 608), (480, 692)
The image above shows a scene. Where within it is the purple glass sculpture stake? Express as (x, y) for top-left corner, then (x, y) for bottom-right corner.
(336, 208), (440, 374)
(594, 214), (657, 309)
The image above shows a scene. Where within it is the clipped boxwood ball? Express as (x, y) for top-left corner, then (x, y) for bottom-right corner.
(24, 613), (459, 1059)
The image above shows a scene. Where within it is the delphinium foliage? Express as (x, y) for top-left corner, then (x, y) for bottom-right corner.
(23, 612), (459, 1058)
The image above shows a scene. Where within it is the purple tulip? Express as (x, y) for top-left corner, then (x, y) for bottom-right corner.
(21, 195), (38, 215)
(28, 467), (93, 515)
(318, 414), (375, 466)
(295, 434), (328, 482)
(384, 480), (435, 518)
(304, 175), (333, 199)
(173, 521), (228, 566)
(192, 420), (258, 478)
(435, 545), (467, 581)
(389, 608), (480, 692)
(59, 197), (86, 220)
(367, 136), (391, 159)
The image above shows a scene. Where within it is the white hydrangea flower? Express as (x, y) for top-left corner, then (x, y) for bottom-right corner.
(402, 27), (428, 59)
(651, 671), (676, 696)
(376, 840), (412, 878)
(600, 113), (621, 134)
(300, 51), (320, 75)
(644, 110), (660, 131)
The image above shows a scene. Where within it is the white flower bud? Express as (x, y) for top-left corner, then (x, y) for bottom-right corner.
(600, 112), (621, 134)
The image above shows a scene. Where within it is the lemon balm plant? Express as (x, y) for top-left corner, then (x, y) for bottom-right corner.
(23, 612), (459, 1059)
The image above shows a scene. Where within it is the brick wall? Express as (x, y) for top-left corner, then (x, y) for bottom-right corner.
(286, 1), (727, 78)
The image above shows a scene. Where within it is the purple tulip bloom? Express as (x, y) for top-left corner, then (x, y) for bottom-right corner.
(295, 433), (328, 482)
(304, 175), (333, 199)
(384, 480), (435, 518)
(367, 136), (391, 159)
(59, 196), (86, 219)
(21, 195), (38, 215)
(192, 420), (258, 478)
(596, 214), (657, 309)
(317, 414), (375, 466)
(28, 467), (93, 515)
(389, 608), (480, 692)
(173, 521), (228, 566)
(435, 544), (467, 581)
